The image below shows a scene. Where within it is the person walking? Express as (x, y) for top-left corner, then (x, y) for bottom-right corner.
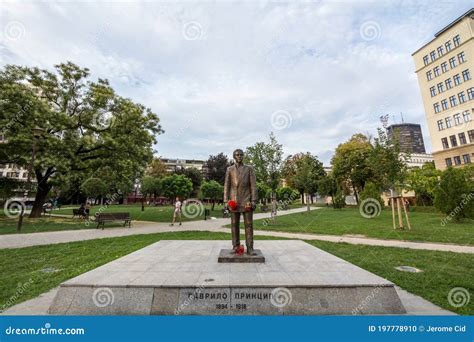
(170, 197), (182, 226)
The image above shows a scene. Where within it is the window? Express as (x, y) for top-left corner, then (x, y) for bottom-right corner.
(453, 74), (461, 85)
(445, 117), (452, 128)
(462, 69), (471, 81)
(437, 119), (445, 130)
(434, 102), (440, 113)
(450, 135), (458, 147)
(423, 55), (429, 65)
(437, 82), (444, 93)
(445, 41), (452, 51)
(462, 154), (471, 164)
(434, 66), (440, 77)
(449, 95), (457, 107)
(468, 88), (474, 100)
(469, 130), (474, 143)
(442, 137), (449, 149)
(430, 86), (436, 97)
(430, 51), (436, 61)
(463, 110), (471, 123)
(458, 52), (466, 64)
(437, 46), (444, 56)
(426, 70), (433, 81)
(453, 34), (461, 47)
(454, 156), (462, 165)
(441, 99), (448, 110)
(445, 78), (452, 89)
(458, 92), (466, 103)
(459, 132), (467, 145)
(449, 57), (457, 68)
(454, 113), (462, 125)
(441, 62), (448, 73)
(445, 158), (452, 167)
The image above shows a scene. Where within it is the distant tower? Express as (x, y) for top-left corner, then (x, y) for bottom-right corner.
(387, 123), (426, 154)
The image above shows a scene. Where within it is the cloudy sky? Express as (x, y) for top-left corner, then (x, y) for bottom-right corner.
(0, 0), (471, 164)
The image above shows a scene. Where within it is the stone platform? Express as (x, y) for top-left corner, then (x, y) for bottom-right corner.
(49, 240), (406, 315)
(218, 249), (265, 263)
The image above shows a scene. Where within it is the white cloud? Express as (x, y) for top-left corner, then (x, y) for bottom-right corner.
(1, 0), (470, 163)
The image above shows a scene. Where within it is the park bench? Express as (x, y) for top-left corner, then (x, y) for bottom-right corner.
(72, 208), (87, 219)
(96, 212), (131, 229)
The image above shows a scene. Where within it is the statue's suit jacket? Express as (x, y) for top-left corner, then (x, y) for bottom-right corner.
(224, 164), (257, 212)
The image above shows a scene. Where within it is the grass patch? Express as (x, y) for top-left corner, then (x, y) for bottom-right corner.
(55, 204), (234, 223)
(0, 231), (281, 310)
(308, 240), (473, 315)
(0, 231), (472, 315)
(254, 207), (474, 245)
(0, 214), (121, 235)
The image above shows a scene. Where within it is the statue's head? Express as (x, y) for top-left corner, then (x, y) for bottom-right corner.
(233, 149), (244, 164)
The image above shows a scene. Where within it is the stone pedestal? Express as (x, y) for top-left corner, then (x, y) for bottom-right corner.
(218, 249), (265, 263)
(49, 240), (406, 315)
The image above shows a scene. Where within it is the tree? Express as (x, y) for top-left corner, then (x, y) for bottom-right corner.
(369, 128), (407, 191)
(283, 152), (325, 210)
(200, 180), (224, 210)
(256, 182), (271, 204)
(318, 173), (345, 209)
(295, 153), (326, 211)
(434, 167), (473, 221)
(0, 62), (162, 217)
(359, 181), (384, 209)
(331, 134), (373, 204)
(80, 177), (108, 203)
(161, 174), (193, 200)
(0, 177), (22, 202)
(175, 167), (202, 197)
(147, 158), (168, 178)
(205, 153), (229, 185)
(405, 162), (441, 206)
(245, 132), (283, 217)
(141, 176), (162, 201)
(276, 187), (298, 202)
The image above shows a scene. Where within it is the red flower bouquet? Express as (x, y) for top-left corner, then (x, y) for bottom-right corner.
(227, 200), (238, 211)
(234, 244), (245, 255)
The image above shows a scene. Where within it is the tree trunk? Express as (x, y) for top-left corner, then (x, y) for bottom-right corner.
(29, 181), (51, 218)
(211, 200), (215, 211)
(271, 191), (277, 220)
(352, 185), (359, 204)
(306, 194), (310, 212)
(301, 192), (304, 204)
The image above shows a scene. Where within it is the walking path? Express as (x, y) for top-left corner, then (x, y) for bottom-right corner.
(1, 206), (473, 254)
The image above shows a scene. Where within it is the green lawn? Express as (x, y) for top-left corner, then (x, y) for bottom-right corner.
(0, 231), (472, 315)
(54, 203), (305, 223)
(0, 214), (121, 235)
(55, 204), (235, 223)
(254, 207), (474, 246)
(309, 240), (473, 315)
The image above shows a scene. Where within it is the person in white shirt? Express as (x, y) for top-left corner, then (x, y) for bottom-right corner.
(170, 197), (182, 226)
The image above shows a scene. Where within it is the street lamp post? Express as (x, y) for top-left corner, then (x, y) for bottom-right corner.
(17, 127), (43, 232)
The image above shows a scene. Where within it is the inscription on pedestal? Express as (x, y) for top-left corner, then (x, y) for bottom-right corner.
(175, 287), (286, 315)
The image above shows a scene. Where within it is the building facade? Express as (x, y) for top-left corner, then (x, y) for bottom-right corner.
(387, 123), (427, 154)
(412, 8), (474, 170)
(161, 158), (207, 175)
(403, 153), (434, 168)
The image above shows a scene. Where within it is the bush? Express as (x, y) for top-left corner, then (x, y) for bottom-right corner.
(359, 182), (384, 209)
(434, 167), (474, 221)
(276, 187), (299, 202)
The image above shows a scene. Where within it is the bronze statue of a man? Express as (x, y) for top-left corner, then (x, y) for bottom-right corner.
(224, 149), (257, 255)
